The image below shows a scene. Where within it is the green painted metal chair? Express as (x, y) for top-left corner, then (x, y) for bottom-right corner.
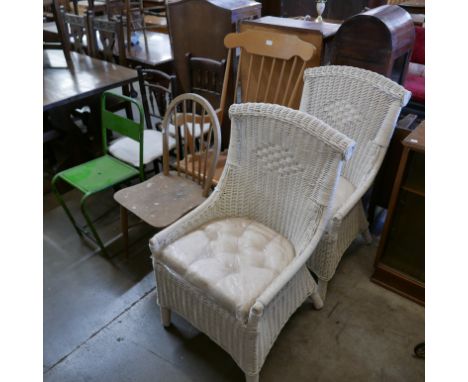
(52, 92), (145, 256)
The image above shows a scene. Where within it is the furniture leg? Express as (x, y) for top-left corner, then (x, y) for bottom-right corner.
(121, 206), (129, 258)
(309, 290), (324, 310)
(363, 228), (373, 244)
(51, 175), (83, 238)
(80, 193), (108, 256)
(317, 279), (328, 302)
(160, 307), (171, 327)
(245, 373), (259, 382)
(122, 85), (134, 120)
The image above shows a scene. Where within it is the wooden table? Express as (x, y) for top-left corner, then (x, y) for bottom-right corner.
(44, 50), (138, 111)
(126, 31), (172, 68)
(43, 22), (172, 69)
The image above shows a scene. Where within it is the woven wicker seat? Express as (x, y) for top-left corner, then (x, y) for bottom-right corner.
(150, 102), (355, 381)
(299, 65), (411, 302)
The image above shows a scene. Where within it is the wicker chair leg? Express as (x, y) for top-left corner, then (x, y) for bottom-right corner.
(309, 290), (324, 310)
(318, 279), (328, 302)
(245, 373), (259, 382)
(363, 228), (373, 244)
(160, 307), (171, 327)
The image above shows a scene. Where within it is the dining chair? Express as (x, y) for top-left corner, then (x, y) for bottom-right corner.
(59, 6), (90, 54)
(88, 11), (134, 120)
(113, 93), (221, 257)
(149, 102), (355, 382)
(52, 92), (145, 256)
(106, 0), (149, 52)
(108, 67), (177, 175)
(177, 54), (228, 184)
(43, 0), (74, 70)
(299, 65), (411, 302)
(181, 29), (317, 185)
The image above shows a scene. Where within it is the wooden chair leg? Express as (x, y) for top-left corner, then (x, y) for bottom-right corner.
(120, 206), (129, 258)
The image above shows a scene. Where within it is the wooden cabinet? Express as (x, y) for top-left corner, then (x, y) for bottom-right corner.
(330, 5), (415, 85)
(372, 121), (425, 305)
(260, 0), (384, 20)
(167, 0), (261, 95)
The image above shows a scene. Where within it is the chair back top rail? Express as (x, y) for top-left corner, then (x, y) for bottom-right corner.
(219, 29), (317, 120)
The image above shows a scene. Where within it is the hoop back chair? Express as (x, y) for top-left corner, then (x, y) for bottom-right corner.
(149, 103), (355, 382)
(52, 92), (144, 256)
(114, 93), (221, 257)
(108, 67), (177, 173)
(299, 65), (411, 301)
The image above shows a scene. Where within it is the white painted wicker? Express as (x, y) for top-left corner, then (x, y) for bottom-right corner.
(150, 103), (355, 381)
(299, 65), (411, 300)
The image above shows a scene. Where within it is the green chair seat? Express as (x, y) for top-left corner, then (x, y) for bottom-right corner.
(57, 155), (140, 194)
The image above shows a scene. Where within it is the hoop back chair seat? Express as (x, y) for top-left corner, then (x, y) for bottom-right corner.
(299, 65), (411, 301)
(52, 92), (145, 256)
(113, 93), (221, 256)
(150, 103), (355, 381)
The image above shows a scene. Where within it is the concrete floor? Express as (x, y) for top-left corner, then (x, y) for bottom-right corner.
(43, 190), (424, 382)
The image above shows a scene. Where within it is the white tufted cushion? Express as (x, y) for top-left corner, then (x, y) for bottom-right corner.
(326, 176), (356, 227)
(167, 121), (211, 138)
(109, 129), (176, 167)
(160, 218), (295, 321)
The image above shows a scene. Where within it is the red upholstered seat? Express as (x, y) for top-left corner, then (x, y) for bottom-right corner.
(404, 26), (425, 104)
(405, 73), (425, 103)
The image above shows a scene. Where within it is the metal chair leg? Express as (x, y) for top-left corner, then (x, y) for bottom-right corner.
(51, 174), (83, 238)
(120, 206), (129, 258)
(80, 193), (108, 256)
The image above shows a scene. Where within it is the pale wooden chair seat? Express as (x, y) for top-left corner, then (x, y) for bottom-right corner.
(114, 170), (206, 228)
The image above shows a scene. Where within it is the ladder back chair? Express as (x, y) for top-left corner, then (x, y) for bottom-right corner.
(43, 0), (74, 70)
(88, 12), (134, 119)
(59, 6), (90, 54)
(52, 92), (145, 256)
(114, 93), (221, 257)
(108, 67), (177, 174)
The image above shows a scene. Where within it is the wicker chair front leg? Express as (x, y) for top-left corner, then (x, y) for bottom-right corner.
(160, 307), (171, 328)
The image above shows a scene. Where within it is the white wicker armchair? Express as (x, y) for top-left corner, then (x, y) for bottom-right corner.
(149, 103), (355, 382)
(299, 65), (411, 301)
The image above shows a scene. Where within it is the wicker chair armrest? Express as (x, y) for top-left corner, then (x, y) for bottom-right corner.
(333, 147), (387, 222)
(252, 222), (327, 312)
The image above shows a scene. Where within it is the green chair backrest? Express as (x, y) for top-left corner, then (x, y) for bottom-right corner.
(101, 91), (145, 180)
